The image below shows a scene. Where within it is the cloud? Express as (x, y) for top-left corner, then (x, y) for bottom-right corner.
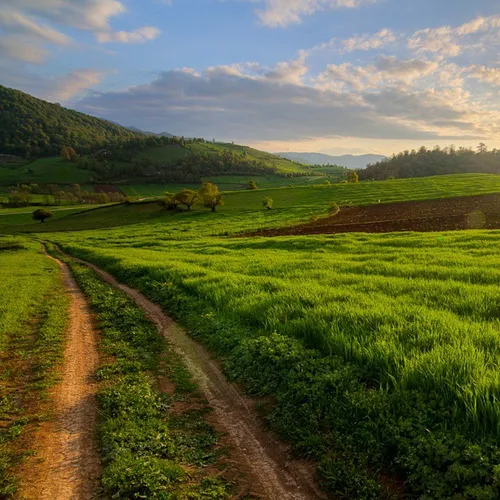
(74, 63), (485, 144)
(0, 0), (160, 62)
(342, 29), (396, 52)
(252, 0), (376, 28)
(408, 15), (500, 57)
(0, 63), (105, 101)
(96, 26), (161, 44)
(467, 65), (500, 86)
(0, 36), (48, 64)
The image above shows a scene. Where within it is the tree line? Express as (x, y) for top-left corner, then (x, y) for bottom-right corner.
(359, 144), (500, 180)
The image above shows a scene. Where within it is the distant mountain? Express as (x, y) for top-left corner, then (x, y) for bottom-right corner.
(276, 152), (385, 169)
(126, 126), (173, 138)
(0, 85), (143, 157)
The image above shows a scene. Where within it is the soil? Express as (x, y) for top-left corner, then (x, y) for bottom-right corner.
(241, 193), (500, 237)
(17, 250), (101, 500)
(64, 251), (325, 500)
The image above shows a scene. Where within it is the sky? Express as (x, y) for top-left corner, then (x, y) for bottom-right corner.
(1, 0), (500, 155)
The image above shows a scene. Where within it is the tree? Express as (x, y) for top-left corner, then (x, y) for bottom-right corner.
(163, 192), (181, 211)
(248, 180), (258, 190)
(174, 189), (199, 211)
(199, 182), (224, 212)
(262, 197), (273, 210)
(347, 171), (359, 183)
(32, 208), (53, 223)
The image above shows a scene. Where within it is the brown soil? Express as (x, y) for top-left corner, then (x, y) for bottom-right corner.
(17, 250), (101, 500)
(64, 251), (325, 500)
(93, 184), (124, 194)
(242, 193), (500, 237)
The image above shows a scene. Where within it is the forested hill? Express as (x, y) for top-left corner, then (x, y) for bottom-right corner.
(359, 145), (500, 180)
(0, 85), (142, 158)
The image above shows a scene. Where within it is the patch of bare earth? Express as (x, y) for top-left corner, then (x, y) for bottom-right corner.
(17, 251), (100, 500)
(65, 251), (325, 500)
(242, 193), (500, 237)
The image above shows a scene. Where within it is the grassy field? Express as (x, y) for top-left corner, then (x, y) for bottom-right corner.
(0, 238), (68, 495)
(7, 173), (500, 236)
(0, 158), (93, 186)
(7, 172), (500, 497)
(52, 224), (500, 498)
(60, 253), (231, 498)
(0, 205), (103, 229)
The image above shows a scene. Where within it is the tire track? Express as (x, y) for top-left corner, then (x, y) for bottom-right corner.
(59, 247), (325, 500)
(18, 248), (100, 500)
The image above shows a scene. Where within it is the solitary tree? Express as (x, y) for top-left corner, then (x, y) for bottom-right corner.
(347, 171), (359, 183)
(163, 192), (181, 211)
(199, 182), (224, 212)
(248, 180), (258, 190)
(262, 197), (273, 210)
(32, 208), (53, 223)
(174, 189), (199, 211)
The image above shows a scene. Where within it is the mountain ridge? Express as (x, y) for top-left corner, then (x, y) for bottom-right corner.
(276, 152), (385, 169)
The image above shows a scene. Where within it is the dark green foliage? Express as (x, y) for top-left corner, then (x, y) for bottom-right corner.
(360, 144), (500, 180)
(0, 85), (142, 158)
(32, 208), (52, 223)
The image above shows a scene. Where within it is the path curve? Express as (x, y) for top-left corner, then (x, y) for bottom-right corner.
(18, 248), (101, 500)
(62, 248), (325, 500)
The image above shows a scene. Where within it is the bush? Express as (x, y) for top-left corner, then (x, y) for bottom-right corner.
(248, 180), (258, 190)
(262, 197), (273, 210)
(32, 208), (53, 223)
(329, 202), (340, 215)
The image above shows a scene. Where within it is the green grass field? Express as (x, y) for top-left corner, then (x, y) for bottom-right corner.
(0, 157), (93, 186)
(7, 173), (500, 236)
(0, 238), (68, 495)
(6, 172), (500, 497)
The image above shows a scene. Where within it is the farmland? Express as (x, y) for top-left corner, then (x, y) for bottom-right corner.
(3, 171), (500, 498)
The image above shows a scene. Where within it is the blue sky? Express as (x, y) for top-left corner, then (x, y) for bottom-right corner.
(1, 0), (500, 155)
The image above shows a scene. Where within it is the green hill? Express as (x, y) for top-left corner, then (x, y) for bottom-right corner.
(0, 85), (142, 158)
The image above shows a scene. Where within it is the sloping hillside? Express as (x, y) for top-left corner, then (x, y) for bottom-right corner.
(0, 85), (142, 158)
(277, 152), (385, 168)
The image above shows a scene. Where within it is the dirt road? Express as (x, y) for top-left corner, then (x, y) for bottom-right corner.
(18, 250), (100, 500)
(64, 250), (324, 500)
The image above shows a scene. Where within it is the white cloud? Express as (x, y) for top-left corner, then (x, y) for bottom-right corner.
(408, 15), (500, 57)
(96, 26), (161, 44)
(342, 29), (396, 52)
(55, 69), (104, 101)
(0, 0), (160, 62)
(468, 65), (500, 86)
(252, 0), (376, 28)
(74, 63), (488, 144)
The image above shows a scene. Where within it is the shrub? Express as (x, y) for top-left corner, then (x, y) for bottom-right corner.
(248, 180), (258, 190)
(262, 197), (273, 210)
(32, 208), (53, 223)
(329, 202), (340, 215)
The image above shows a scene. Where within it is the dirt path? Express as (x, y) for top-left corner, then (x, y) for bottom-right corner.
(62, 249), (325, 500)
(18, 249), (101, 500)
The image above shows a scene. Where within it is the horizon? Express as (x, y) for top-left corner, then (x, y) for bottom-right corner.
(1, 0), (500, 155)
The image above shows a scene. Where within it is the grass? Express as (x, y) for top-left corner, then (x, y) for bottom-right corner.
(59, 252), (231, 498)
(0, 238), (68, 496)
(8, 173), (500, 236)
(0, 205), (103, 229)
(0, 157), (93, 186)
(54, 229), (500, 498)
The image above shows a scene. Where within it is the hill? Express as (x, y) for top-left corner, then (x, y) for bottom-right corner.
(359, 145), (500, 180)
(276, 152), (385, 168)
(0, 85), (142, 158)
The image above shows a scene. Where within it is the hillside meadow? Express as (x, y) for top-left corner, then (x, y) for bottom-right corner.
(23, 172), (499, 498)
(4, 172), (500, 235)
